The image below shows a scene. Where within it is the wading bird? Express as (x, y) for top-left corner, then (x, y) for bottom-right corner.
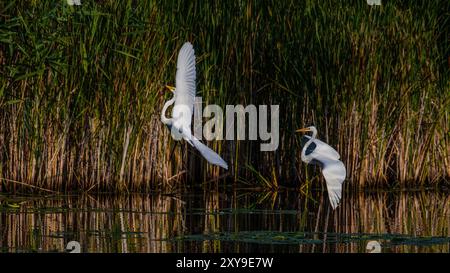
(296, 126), (346, 209)
(161, 42), (228, 169)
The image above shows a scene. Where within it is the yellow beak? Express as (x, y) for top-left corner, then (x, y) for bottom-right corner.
(296, 127), (311, 133)
(165, 85), (175, 93)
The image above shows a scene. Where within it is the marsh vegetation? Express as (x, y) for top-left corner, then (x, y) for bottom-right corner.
(0, 1), (449, 193)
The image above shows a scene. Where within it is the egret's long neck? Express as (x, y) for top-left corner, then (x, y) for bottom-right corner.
(305, 128), (317, 147)
(161, 96), (176, 125)
(310, 127), (317, 139)
(301, 128), (318, 163)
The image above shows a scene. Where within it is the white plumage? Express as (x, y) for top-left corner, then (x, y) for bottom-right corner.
(161, 42), (228, 170)
(173, 42), (196, 137)
(297, 126), (346, 209)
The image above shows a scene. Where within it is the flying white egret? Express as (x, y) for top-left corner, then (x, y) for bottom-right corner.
(296, 126), (346, 209)
(161, 42), (228, 170)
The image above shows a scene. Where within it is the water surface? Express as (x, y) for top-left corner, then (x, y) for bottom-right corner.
(0, 190), (449, 253)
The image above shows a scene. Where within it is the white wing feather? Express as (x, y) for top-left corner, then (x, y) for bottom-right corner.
(303, 135), (340, 160)
(167, 42), (227, 170)
(320, 158), (346, 209)
(302, 136), (346, 209)
(173, 42), (196, 133)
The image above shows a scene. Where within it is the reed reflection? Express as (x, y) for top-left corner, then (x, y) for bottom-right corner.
(0, 190), (448, 253)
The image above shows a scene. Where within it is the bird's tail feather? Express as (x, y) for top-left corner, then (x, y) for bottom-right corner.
(190, 136), (228, 170)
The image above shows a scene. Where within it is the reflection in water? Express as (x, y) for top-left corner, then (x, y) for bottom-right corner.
(0, 190), (449, 253)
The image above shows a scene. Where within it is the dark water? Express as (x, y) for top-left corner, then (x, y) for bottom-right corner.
(0, 190), (449, 253)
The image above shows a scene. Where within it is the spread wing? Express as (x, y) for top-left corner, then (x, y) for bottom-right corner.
(302, 135), (340, 160)
(173, 42), (196, 131)
(320, 158), (346, 209)
(302, 136), (346, 209)
(169, 42), (227, 169)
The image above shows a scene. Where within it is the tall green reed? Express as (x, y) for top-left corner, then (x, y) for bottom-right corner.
(0, 0), (448, 192)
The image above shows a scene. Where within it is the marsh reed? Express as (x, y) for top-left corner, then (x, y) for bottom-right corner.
(0, 1), (449, 192)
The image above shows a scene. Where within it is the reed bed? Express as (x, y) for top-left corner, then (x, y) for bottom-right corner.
(0, 0), (449, 192)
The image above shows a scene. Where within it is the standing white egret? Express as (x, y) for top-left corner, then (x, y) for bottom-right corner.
(161, 42), (228, 169)
(296, 126), (346, 209)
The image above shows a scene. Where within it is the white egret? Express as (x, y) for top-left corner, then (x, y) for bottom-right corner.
(161, 42), (228, 169)
(296, 126), (346, 209)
